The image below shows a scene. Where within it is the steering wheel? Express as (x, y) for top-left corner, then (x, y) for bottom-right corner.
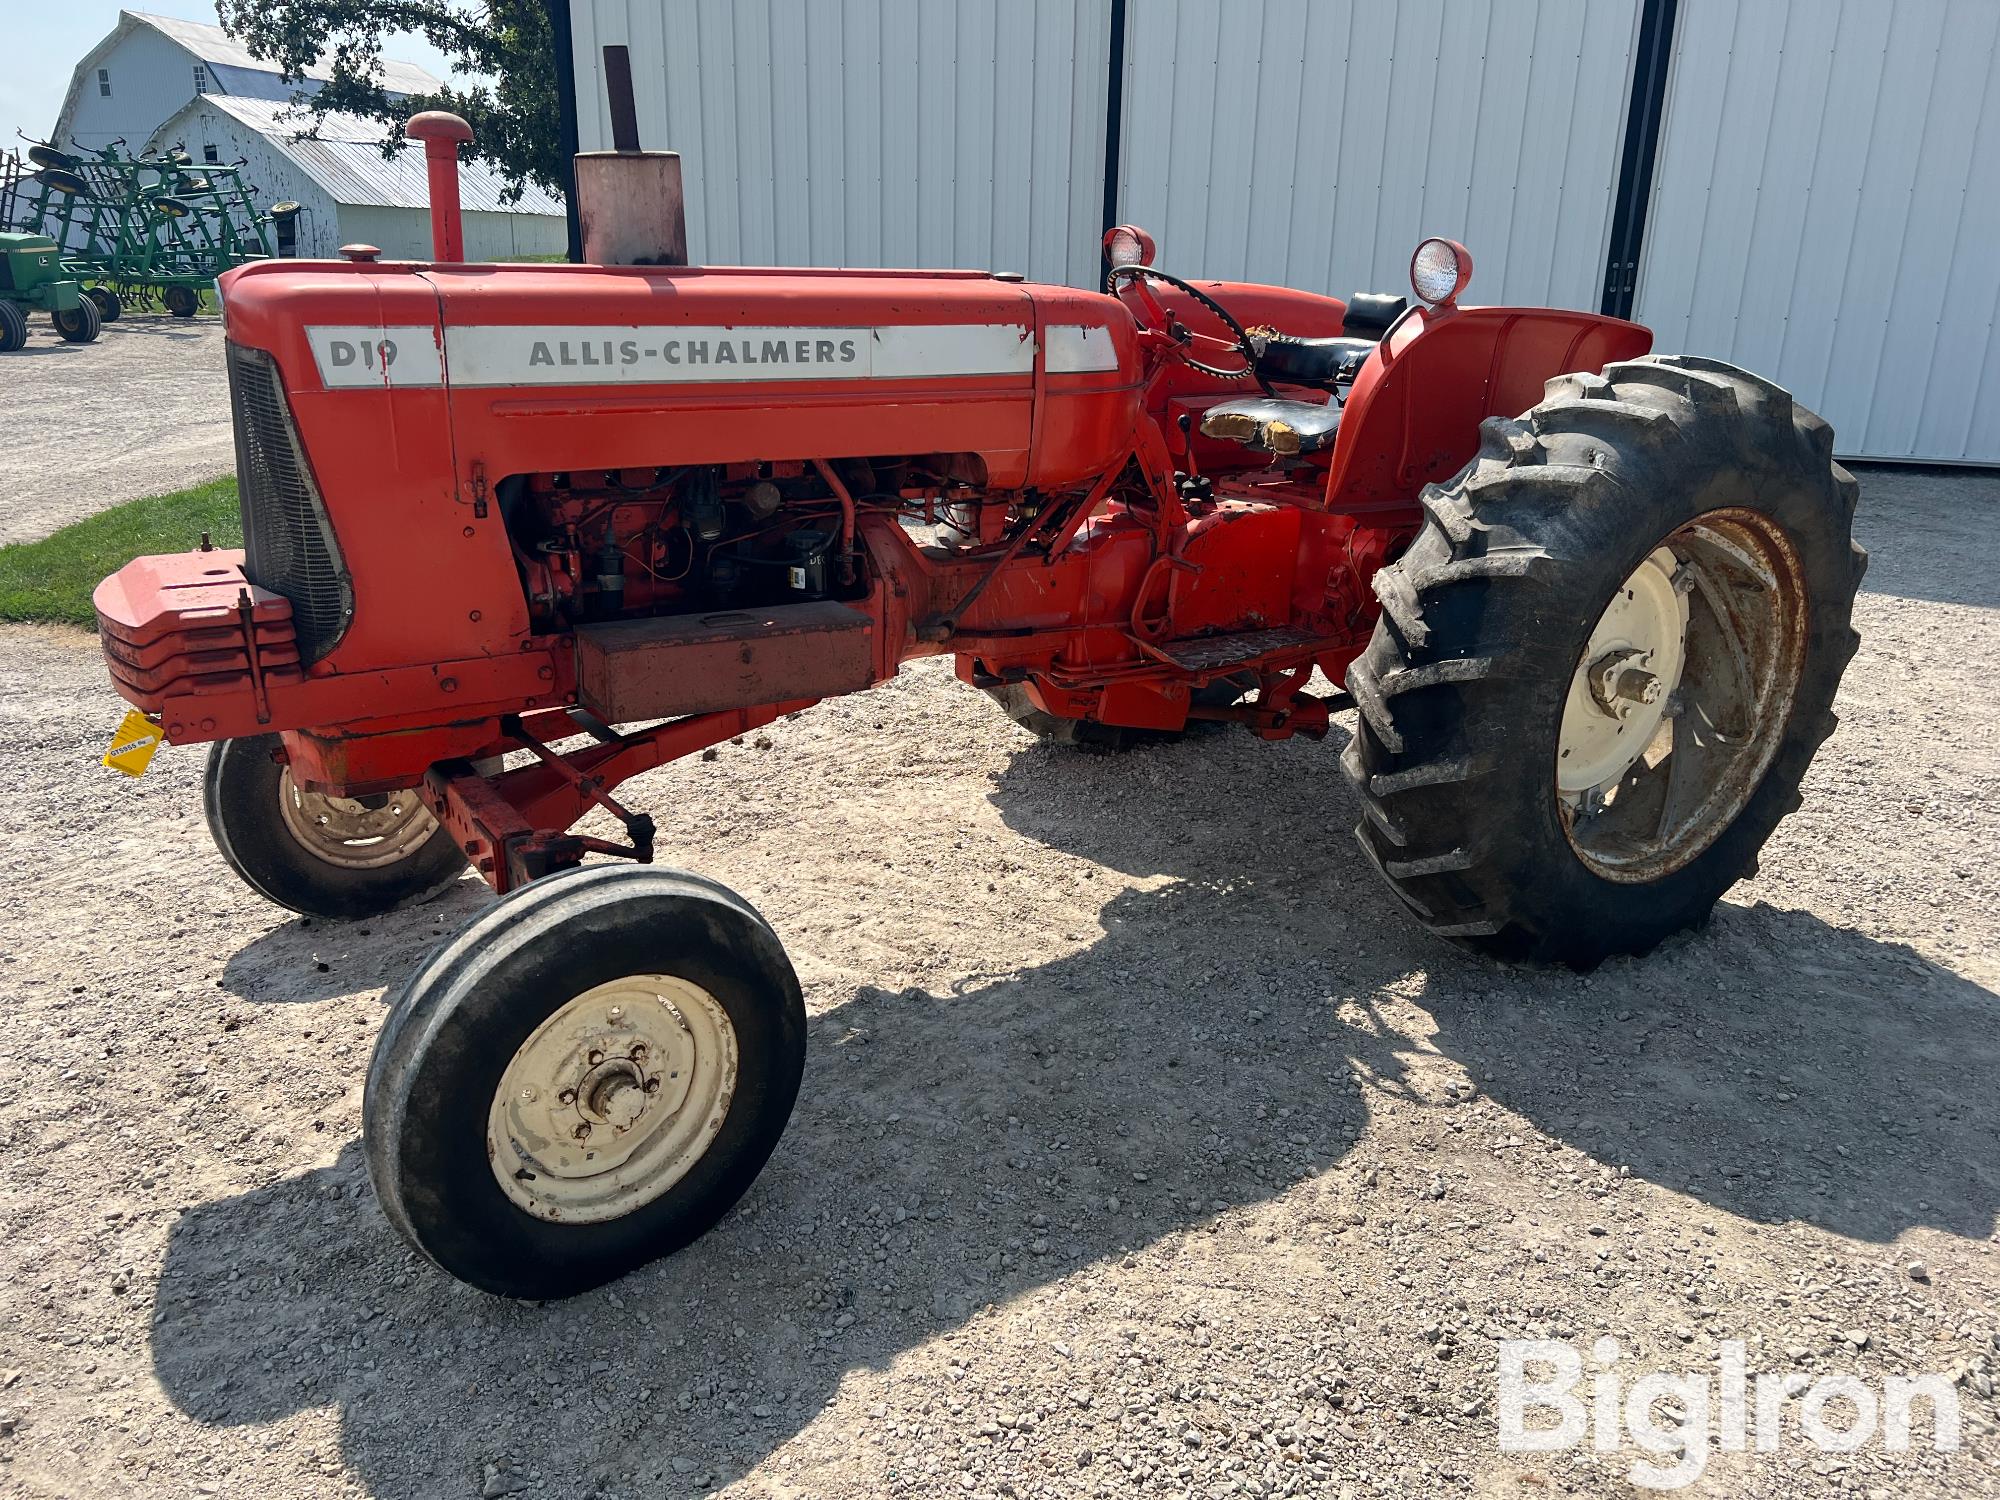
(1108, 263), (1277, 397)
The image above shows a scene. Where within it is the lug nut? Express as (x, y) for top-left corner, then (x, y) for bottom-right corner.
(573, 1122), (591, 1141)
(587, 1049), (604, 1066)
(558, 1088), (576, 1106)
(630, 1044), (648, 1062)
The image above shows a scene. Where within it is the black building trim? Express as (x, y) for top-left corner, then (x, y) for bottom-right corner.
(1099, 0), (1128, 251)
(547, 0), (584, 262)
(1601, 0), (1679, 318)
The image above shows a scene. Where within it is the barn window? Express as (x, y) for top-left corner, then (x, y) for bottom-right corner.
(203, 144), (219, 164)
(97, 68), (111, 97)
(193, 64), (209, 94)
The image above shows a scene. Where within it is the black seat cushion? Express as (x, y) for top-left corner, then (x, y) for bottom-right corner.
(1252, 334), (1377, 389)
(1342, 292), (1408, 337)
(1199, 397), (1342, 456)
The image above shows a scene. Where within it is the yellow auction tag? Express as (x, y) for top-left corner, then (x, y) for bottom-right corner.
(102, 709), (164, 778)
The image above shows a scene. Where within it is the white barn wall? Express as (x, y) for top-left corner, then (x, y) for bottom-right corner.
(148, 98), (341, 258)
(65, 27), (229, 151)
(1112, 0), (1643, 309)
(570, 0), (1113, 286)
(338, 204), (569, 262)
(1634, 0), (2000, 463)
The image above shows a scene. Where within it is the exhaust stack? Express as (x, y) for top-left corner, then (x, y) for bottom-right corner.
(406, 111), (473, 262)
(574, 151), (688, 267)
(572, 43), (687, 268)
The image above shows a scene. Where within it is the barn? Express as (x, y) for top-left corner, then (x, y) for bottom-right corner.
(555, 0), (2000, 463)
(53, 8), (441, 153)
(147, 94), (567, 262)
(50, 8), (566, 263)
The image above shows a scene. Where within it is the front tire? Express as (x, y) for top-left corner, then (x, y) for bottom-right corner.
(53, 297), (100, 343)
(1342, 355), (1864, 967)
(364, 865), (806, 1299)
(204, 735), (470, 920)
(0, 301), (26, 353)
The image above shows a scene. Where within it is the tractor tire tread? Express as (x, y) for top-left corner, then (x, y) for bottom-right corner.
(1341, 355), (1862, 968)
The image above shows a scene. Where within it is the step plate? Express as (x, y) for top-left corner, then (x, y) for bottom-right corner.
(1153, 625), (1322, 673)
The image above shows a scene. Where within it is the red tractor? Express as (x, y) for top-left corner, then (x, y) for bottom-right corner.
(93, 119), (1862, 1299)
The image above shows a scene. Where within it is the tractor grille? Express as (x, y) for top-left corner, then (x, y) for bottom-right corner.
(227, 342), (352, 662)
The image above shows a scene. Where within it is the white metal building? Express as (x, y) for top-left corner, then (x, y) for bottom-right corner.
(563, 0), (1999, 462)
(147, 94), (567, 262)
(55, 10), (440, 153)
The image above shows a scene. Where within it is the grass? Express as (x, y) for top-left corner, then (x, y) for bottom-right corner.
(0, 476), (240, 627)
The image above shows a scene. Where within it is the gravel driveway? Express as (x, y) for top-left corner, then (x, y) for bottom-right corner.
(0, 470), (1994, 1500)
(0, 315), (231, 546)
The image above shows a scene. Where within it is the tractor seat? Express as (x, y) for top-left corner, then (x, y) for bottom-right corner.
(1253, 333), (1379, 390)
(1199, 397), (1342, 456)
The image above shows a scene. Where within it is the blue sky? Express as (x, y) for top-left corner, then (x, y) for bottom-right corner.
(4, 1), (460, 146)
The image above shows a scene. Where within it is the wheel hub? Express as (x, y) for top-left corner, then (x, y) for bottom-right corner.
(1557, 547), (1688, 797)
(277, 771), (438, 869)
(488, 975), (738, 1223)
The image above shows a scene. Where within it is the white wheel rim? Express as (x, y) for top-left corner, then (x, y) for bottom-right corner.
(1557, 546), (1688, 796)
(487, 974), (739, 1224)
(277, 770), (438, 869)
(1557, 511), (1808, 882)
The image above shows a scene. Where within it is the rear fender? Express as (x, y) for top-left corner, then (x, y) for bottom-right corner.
(1324, 304), (1651, 510)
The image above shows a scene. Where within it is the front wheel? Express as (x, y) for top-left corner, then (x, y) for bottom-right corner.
(0, 301), (26, 353)
(204, 735), (469, 919)
(1343, 355), (1865, 967)
(364, 866), (806, 1299)
(52, 297), (100, 343)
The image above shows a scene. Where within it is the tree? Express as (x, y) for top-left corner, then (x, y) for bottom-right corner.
(215, 0), (563, 204)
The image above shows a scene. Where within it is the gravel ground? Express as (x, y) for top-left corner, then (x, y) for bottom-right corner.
(0, 468), (1994, 1500)
(0, 315), (230, 546)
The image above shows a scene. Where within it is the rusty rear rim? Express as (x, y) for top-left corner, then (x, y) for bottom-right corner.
(487, 975), (739, 1224)
(276, 771), (438, 869)
(1557, 508), (1808, 883)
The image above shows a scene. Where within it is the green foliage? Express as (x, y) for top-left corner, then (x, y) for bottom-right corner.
(0, 479), (242, 627)
(215, 0), (563, 204)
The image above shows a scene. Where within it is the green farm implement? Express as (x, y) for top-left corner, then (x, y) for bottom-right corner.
(2, 136), (288, 321)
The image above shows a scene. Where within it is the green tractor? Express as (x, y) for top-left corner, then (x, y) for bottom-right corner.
(0, 229), (100, 352)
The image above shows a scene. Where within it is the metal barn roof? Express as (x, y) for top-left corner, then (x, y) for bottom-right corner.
(127, 10), (443, 97)
(199, 95), (565, 216)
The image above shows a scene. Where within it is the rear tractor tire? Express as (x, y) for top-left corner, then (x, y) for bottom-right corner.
(204, 734), (471, 921)
(986, 676), (1252, 752)
(52, 297), (100, 344)
(1343, 354), (1865, 967)
(364, 865), (807, 1299)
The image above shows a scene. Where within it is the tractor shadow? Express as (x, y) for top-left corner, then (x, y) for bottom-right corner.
(147, 724), (1998, 1497)
(218, 877), (495, 1005)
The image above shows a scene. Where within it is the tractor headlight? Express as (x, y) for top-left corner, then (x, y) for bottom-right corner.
(1103, 224), (1156, 269)
(1410, 237), (1472, 307)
